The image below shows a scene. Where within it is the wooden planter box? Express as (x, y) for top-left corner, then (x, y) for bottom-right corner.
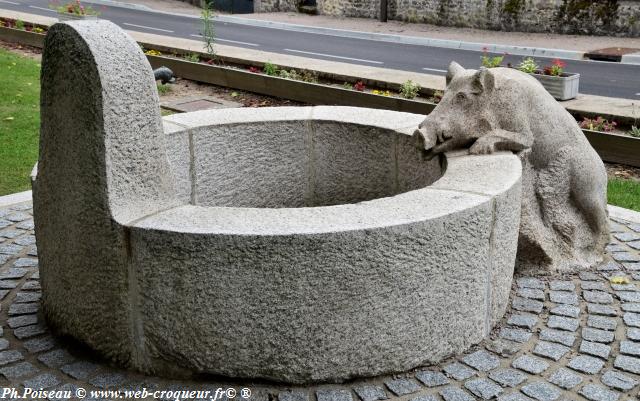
(0, 26), (44, 48)
(531, 72), (580, 101)
(582, 130), (640, 167)
(146, 55), (436, 115)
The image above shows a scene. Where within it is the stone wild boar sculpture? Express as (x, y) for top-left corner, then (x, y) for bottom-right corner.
(414, 61), (609, 272)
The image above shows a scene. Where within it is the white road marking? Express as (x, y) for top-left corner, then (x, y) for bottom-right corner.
(636, 93), (640, 96)
(422, 67), (447, 73)
(0, 0), (20, 5)
(283, 48), (383, 65)
(190, 34), (259, 47)
(28, 5), (55, 12)
(123, 23), (174, 33)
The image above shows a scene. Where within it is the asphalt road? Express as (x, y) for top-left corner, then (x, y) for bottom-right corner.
(2, 0), (640, 100)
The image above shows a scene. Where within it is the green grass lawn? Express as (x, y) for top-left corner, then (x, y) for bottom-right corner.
(0, 48), (40, 196)
(608, 178), (640, 212)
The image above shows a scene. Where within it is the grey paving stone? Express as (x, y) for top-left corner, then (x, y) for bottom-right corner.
(13, 323), (47, 340)
(621, 303), (640, 312)
(0, 219), (11, 230)
(583, 291), (613, 304)
(540, 329), (576, 346)
(533, 341), (570, 361)
(628, 327), (640, 341)
(415, 370), (449, 387)
(0, 290), (9, 300)
(614, 232), (640, 242)
(600, 370), (638, 391)
(8, 302), (39, 316)
(582, 281), (607, 291)
(520, 382), (560, 401)
(578, 384), (620, 401)
(508, 314), (538, 329)
(384, 379), (421, 396)
(439, 387), (474, 401)
(623, 262), (640, 271)
(48, 384), (81, 401)
(0, 229), (24, 239)
(488, 369), (526, 388)
(0, 339), (8, 351)
(279, 391), (309, 401)
(12, 257), (37, 267)
(579, 272), (600, 281)
(0, 350), (23, 366)
(587, 315), (617, 331)
(0, 267), (28, 279)
(624, 312), (640, 327)
(582, 328), (615, 343)
(462, 350), (500, 372)
(0, 280), (19, 289)
(587, 303), (616, 316)
(497, 394), (533, 401)
(549, 291), (578, 305)
(511, 355), (549, 374)
(443, 362), (476, 381)
(616, 291), (640, 302)
(512, 297), (544, 313)
(499, 328), (532, 343)
(550, 281), (575, 291)
(613, 355), (640, 374)
(7, 314), (38, 328)
(620, 340), (640, 356)
(61, 361), (101, 381)
(611, 283), (636, 291)
(22, 373), (60, 389)
(0, 361), (38, 379)
(408, 396), (437, 401)
(22, 336), (57, 353)
(13, 235), (36, 246)
(5, 212), (30, 222)
(548, 368), (582, 390)
(579, 341), (611, 359)
(22, 281), (40, 291)
(549, 305), (580, 318)
(486, 339), (522, 357)
(15, 220), (34, 230)
(612, 252), (640, 262)
(37, 349), (75, 368)
(516, 278), (545, 289)
(567, 355), (605, 374)
(26, 246), (37, 256)
(354, 386), (387, 401)
(464, 378), (503, 400)
(15, 291), (41, 303)
(0, 254), (9, 266)
(0, 244), (22, 255)
(547, 315), (579, 332)
(89, 372), (126, 389)
(629, 223), (640, 232)
(517, 288), (545, 301)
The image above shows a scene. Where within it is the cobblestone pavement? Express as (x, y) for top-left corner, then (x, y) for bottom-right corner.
(2, 202), (640, 400)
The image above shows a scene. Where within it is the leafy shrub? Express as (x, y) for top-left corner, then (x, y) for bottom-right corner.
(184, 53), (200, 63)
(518, 57), (539, 74)
(263, 61), (278, 76)
(400, 80), (421, 99)
(300, 69), (318, 83)
(579, 116), (617, 132)
(544, 59), (566, 76)
(481, 48), (504, 68)
(279, 69), (300, 80)
(630, 126), (640, 138)
(353, 81), (366, 92)
(15, 19), (24, 30)
(342, 82), (353, 90)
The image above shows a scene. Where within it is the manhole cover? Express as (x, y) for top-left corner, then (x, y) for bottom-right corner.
(585, 47), (640, 62)
(162, 96), (242, 112)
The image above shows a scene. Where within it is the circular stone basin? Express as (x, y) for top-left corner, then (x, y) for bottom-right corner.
(35, 106), (522, 384)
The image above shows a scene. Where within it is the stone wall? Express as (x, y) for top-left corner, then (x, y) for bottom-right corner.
(255, 0), (298, 12)
(298, 0), (640, 37)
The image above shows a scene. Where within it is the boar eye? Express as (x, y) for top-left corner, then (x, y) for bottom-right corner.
(455, 92), (467, 102)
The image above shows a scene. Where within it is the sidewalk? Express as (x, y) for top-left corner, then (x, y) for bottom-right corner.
(112, 0), (640, 54)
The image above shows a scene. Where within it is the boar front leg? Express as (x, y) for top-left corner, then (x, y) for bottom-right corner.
(469, 129), (533, 155)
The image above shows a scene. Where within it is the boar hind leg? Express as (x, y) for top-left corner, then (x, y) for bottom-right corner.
(469, 129), (532, 155)
(569, 153), (609, 238)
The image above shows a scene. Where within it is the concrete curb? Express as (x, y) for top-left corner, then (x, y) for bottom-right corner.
(621, 53), (640, 65)
(76, 0), (585, 60)
(0, 190), (32, 208)
(609, 205), (640, 224)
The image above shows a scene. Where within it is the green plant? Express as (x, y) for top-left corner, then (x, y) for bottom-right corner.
(579, 116), (617, 132)
(630, 126), (640, 138)
(279, 69), (299, 80)
(14, 19), (24, 30)
(518, 57), (539, 74)
(481, 48), (504, 68)
(50, 0), (99, 16)
(342, 82), (353, 90)
(544, 59), (566, 76)
(300, 69), (318, 83)
(263, 61), (278, 76)
(200, 0), (215, 57)
(156, 83), (172, 95)
(399, 80), (421, 99)
(430, 90), (444, 104)
(184, 53), (200, 63)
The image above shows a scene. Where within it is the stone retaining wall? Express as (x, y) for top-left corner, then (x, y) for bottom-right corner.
(258, 0), (640, 37)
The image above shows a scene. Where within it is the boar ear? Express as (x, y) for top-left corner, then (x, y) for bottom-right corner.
(446, 61), (465, 86)
(472, 67), (495, 93)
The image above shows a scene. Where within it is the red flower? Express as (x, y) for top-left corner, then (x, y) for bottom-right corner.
(354, 81), (365, 91)
(552, 59), (566, 68)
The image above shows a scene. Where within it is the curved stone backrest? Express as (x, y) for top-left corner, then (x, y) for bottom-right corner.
(33, 20), (177, 368)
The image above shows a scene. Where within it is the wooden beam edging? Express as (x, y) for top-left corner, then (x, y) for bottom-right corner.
(0, 26), (44, 48)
